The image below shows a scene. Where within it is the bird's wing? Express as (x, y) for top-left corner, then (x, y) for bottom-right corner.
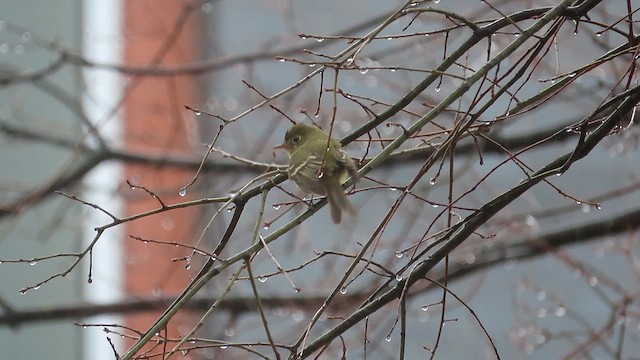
(288, 154), (326, 194)
(333, 145), (359, 181)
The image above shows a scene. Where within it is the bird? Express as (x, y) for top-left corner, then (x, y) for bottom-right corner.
(275, 123), (358, 223)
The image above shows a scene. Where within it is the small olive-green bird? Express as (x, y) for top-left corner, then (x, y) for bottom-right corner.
(275, 123), (358, 223)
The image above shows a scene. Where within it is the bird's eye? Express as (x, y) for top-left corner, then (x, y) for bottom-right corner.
(292, 135), (302, 143)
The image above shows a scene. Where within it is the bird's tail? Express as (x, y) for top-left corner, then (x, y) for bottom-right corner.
(326, 180), (356, 224)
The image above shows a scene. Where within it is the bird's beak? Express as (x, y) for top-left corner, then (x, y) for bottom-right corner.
(273, 143), (288, 150)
